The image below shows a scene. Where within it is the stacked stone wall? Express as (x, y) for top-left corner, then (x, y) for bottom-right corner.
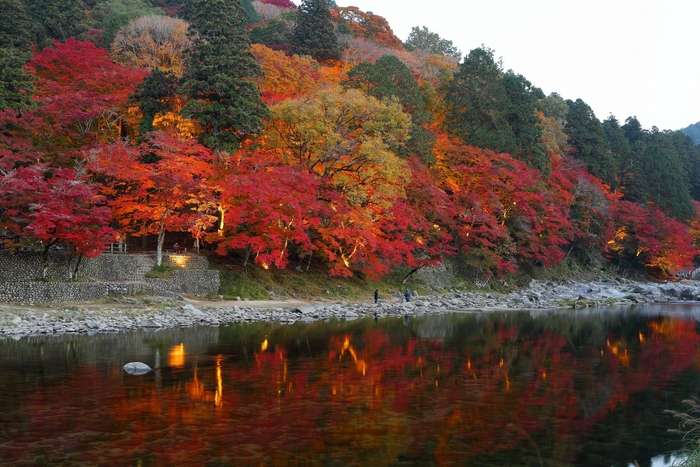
(79, 255), (143, 281)
(0, 282), (109, 304)
(0, 252), (220, 303)
(0, 250), (72, 281)
(145, 270), (220, 297)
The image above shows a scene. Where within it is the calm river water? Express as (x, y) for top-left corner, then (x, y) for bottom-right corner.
(1, 303), (699, 466)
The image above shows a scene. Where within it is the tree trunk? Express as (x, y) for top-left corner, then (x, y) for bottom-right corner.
(243, 245), (251, 267)
(72, 254), (83, 279)
(156, 225), (165, 266)
(402, 267), (421, 284)
(41, 241), (57, 280)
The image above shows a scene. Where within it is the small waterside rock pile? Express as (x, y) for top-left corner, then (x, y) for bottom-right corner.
(2, 278), (700, 338)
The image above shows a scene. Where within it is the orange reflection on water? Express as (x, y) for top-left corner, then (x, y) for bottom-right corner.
(8, 313), (700, 467)
(215, 356), (223, 408)
(168, 343), (185, 367)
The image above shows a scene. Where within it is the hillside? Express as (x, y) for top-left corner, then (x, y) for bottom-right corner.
(1, 0), (700, 285)
(681, 121), (700, 144)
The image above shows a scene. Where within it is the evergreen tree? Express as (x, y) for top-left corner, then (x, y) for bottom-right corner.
(564, 98), (618, 188)
(445, 47), (516, 156)
(289, 0), (339, 61)
(179, 0), (259, 24)
(24, 0), (89, 49)
(403, 26), (461, 60)
(179, 0), (269, 153)
(0, 0), (35, 111)
(343, 54), (435, 163)
(176, 0), (194, 20)
(1, 0), (32, 50)
(622, 116), (646, 145)
(669, 130), (700, 200)
(537, 92), (568, 123)
(250, 9), (295, 48)
(131, 68), (178, 136)
(0, 49), (35, 111)
(639, 143), (694, 220)
(619, 140), (648, 204)
(503, 72), (549, 175)
(92, 0), (164, 49)
(602, 115), (630, 162)
(241, 0), (259, 24)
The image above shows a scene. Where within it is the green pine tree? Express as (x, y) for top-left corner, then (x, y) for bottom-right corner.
(503, 72), (549, 175)
(640, 143), (694, 220)
(92, 0), (164, 49)
(602, 116), (630, 162)
(445, 47), (517, 156)
(289, 0), (339, 61)
(179, 0), (258, 24)
(619, 140), (649, 204)
(0, 0), (32, 50)
(131, 68), (178, 137)
(241, 0), (259, 24)
(0, 0), (35, 111)
(403, 26), (461, 60)
(179, 0), (269, 154)
(564, 98), (618, 188)
(24, 0), (89, 50)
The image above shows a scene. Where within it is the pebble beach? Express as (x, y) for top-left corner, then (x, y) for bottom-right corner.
(2, 278), (700, 338)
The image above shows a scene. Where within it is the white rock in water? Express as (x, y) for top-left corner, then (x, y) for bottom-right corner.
(296, 304), (316, 314)
(344, 311), (359, 320)
(123, 362), (152, 375)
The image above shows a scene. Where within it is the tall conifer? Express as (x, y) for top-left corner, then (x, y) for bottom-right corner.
(0, 0), (35, 111)
(24, 0), (89, 50)
(289, 0), (339, 61)
(179, 0), (269, 153)
(445, 47), (516, 156)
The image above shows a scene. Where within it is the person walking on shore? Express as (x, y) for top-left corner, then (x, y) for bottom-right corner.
(404, 290), (410, 302)
(374, 289), (379, 304)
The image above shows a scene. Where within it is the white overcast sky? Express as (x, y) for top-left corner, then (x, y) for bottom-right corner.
(324, 0), (700, 131)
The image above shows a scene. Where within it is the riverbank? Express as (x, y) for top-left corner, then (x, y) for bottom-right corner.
(2, 277), (700, 338)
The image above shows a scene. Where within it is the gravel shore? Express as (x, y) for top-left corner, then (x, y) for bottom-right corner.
(2, 278), (700, 338)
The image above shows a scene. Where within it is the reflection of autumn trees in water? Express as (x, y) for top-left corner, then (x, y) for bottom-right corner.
(2, 313), (699, 465)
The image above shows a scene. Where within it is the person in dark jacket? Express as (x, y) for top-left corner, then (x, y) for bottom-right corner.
(404, 290), (410, 302)
(374, 289), (379, 304)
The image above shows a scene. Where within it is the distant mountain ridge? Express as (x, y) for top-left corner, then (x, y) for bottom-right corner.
(681, 122), (700, 144)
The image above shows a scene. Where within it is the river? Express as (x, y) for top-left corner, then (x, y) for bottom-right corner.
(1, 303), (698, 466)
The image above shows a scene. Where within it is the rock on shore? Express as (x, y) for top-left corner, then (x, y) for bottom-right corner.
(2, 278), (700, 338)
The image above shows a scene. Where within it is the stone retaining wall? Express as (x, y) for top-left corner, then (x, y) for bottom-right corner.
(0, 281), (110, 304)
(0, 251), (212, 282)
(146, 270), (220, 297)
(0, 252), (220, 303)
(80, 255), (144, 281)
(0, 250), (72, 281)
(0, 271), (220, 304)
(0, 250), (145, 282)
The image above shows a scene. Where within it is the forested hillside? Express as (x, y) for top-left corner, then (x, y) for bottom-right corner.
(681, 122), (700, 145)
(2, 0), (700, 281)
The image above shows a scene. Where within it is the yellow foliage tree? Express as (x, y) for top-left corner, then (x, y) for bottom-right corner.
(264, 88), (412, 207)
(250, 44), (320, 101)
(110, 15), (190, 77)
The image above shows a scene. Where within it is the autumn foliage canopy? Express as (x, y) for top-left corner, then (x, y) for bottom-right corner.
(0, 0), (698, 280)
